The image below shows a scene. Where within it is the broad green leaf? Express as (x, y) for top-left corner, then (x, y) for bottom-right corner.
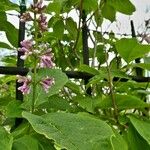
(24, 69), (68, 107)
(111, 130), (128, 150)
(6, 100), (22, 118)
(12, 135), (39, 150)
(129, 116), (150, 145)
(0, 0), (19, 11)
(53, 19), (64, 39)
(101, 3), (116, 22)
(66, 17), (77, 39)
(98, 94), (150, 110)
(78, 64), (99, 75)
(115, 38), (150, 63)
(108, 0), (135, 15)
(0, 42), (12, 49)
(123, 124), (150, 150)
(0, 12), (18, 47)
(23, 111), (114, 150)
(0, 126), (13, 150)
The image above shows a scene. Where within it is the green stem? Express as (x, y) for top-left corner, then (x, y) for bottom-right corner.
(31, 8), (38, 113)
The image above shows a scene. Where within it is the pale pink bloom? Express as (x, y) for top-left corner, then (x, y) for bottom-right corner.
(20, 12), (32, 22)
(39, 50), (54, 68)
(40, 76), (55, 93)
(18, 40), (33, 60)
(38, 14), (48, 32)
(31, 0), (46, 13)
(17, 75), (32, 95)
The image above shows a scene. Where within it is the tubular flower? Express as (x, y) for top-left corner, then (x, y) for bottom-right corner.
(17, 75), (32, 95)
(39, 50), (55, 68)
(31, 0), (46, 13)
(38, 14), (48, 32)
(20, 12), (32, 22)
(40, 76), (55, 93)
(18, 40), (33, 60)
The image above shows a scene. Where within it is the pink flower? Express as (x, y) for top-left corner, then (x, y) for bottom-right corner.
(20, 12), (32, 22)
(31, 0), (46, 13)
(39, 50), (54, 68)
(17, 75), (32, 95)
(38, 14), (48, 32)
(40, 76), (55, 93)
(18, 40), (33, 60)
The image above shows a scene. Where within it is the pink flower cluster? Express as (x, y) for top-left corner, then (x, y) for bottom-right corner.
(17, 0), (55, 95)
(17, 75), (31, 95)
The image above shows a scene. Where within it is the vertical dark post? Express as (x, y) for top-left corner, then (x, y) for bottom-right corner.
(131, 20), (143, 76)
(15, 0), (26, 128)
(82, 10), (91, 94)
(16, 0), (26, 101)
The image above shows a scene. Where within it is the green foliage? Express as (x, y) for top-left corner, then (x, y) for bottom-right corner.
(0, 126), (13, 150)
(22, 111), (114, 150)
(0, 0), (150, 149)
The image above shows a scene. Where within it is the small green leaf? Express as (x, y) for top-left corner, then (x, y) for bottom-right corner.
(115, 38), (150, 63)
(78, 64), (99, 75)
(101, 3), (116, 22)
(0, 126), (13, 150)
(66, 17), (77, 39)
(53, 19), (64, 39)
(23, 111), (114, 150)
(0, 12), (18, 47)
(65, 81), (82, 94)
(83, 0), (98, 12)
(129, 116), (150, 145)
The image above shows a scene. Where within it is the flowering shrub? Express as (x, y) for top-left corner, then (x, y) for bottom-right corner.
(0, 0), (150, 149)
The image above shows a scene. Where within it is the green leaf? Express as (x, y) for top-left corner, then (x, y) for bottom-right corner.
(0, 12), (18, 47)
(0, 0), (19, 11)
(124, 124), (150, 150)
(53, 19), (64, 39)
(111, 130), (128, 150)
(98, 94), (150, 110)
(115, 38), (150, 63)
(131, 63), (150, 71)
(65, 17), (77, 39)
(6, 100), (22, 118)
(83, 0), (98, 12)
(0, 42), (12, 49)
(129, 116), (150, 145)
(78, 64), (99, 75)
(24, 69), (68, 107)
(73, 95), (100, 113)
(39, 95), (74, 112)
(33, 134), (56, 150)
(23, 111), (114, 150)
(37, 69), (68, 97)
(108, 0), (136, 15)
(65, 81), (82, 94)
(0, 126), (13, 150)
(12, 135), (39, 150)
(101, 3), (116, 22)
